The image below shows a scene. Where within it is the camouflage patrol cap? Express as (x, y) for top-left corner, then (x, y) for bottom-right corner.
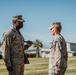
(48, 22), (62, 30)
(12, 15), (25, 22)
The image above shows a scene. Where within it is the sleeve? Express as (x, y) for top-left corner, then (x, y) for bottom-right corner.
(54, 40), (62, 71)
(2, 35), (12, 67)
(24, 45), (29, 50)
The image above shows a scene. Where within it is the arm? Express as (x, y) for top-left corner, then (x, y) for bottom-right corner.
(24, 40), (33, 50)
(54, 40), (62, 72)
(2, 35), (12, 67)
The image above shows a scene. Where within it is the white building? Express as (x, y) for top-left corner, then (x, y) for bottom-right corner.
(40, 48), (50, 58)
(67, 42), (76, 56)
(40, 42), (76, 58)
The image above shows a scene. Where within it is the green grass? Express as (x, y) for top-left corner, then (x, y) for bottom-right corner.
(0, 57), (76, 75)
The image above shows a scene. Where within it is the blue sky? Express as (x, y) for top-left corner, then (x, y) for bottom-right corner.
(0, 0), (76, 48)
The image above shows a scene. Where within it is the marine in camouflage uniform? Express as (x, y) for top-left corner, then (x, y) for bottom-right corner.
(48, 22), (68, 75)
(1, 15), (32, 75)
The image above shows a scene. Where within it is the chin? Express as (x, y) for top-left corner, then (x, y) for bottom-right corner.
(52, 34), (54, 36)
(20, 25), (23, 28)
(20, 26), (23, 28)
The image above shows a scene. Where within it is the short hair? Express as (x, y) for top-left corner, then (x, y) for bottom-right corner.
(56, 26), (62, 32)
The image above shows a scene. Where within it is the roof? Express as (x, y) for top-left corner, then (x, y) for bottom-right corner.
(68, 51), (76, 53)
(41, 48), (50, 52)
(25, 49), (37, 52)
(66, 42), (76, 45)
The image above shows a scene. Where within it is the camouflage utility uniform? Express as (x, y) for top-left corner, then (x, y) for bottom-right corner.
(2, 27), (26, 75)
(49, 34), (68, 75)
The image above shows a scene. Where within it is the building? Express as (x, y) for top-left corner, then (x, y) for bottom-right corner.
(67, 42), (76, 56)
(40, 48), (50, 58)
(25, 42), (76, 58)
(40, 42), (76, 58)
(25, 49), (37, 57)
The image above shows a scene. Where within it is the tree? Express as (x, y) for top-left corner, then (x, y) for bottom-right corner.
(33, 39), (43, 57)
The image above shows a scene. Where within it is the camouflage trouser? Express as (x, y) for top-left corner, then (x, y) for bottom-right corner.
(49, 68), (66, 75)
(7, 63), (24, 75)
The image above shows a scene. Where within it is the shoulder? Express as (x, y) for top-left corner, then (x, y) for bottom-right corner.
(54, 35), (66, 46)
(54, 35), (64, 44)
(3, 28), (13, 38)
(55, 35), (65, 42)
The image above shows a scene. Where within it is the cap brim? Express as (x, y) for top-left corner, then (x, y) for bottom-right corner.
(48, 27), (51, 30)
(18, 19), (25, 22)
(48, 25), (54, 30)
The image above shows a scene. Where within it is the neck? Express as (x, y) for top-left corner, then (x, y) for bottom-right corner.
(13, 26), (20, 31)
(54, 32), (60, 36)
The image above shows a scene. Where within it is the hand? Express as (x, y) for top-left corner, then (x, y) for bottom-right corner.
(25, 40), (33, 47)
(7, 66), (13, 71)
(27, 43), (33, 47)
(54, 70), (59, 75)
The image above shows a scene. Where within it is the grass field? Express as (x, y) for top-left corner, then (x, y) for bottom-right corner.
(0, 56), (76, 75)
